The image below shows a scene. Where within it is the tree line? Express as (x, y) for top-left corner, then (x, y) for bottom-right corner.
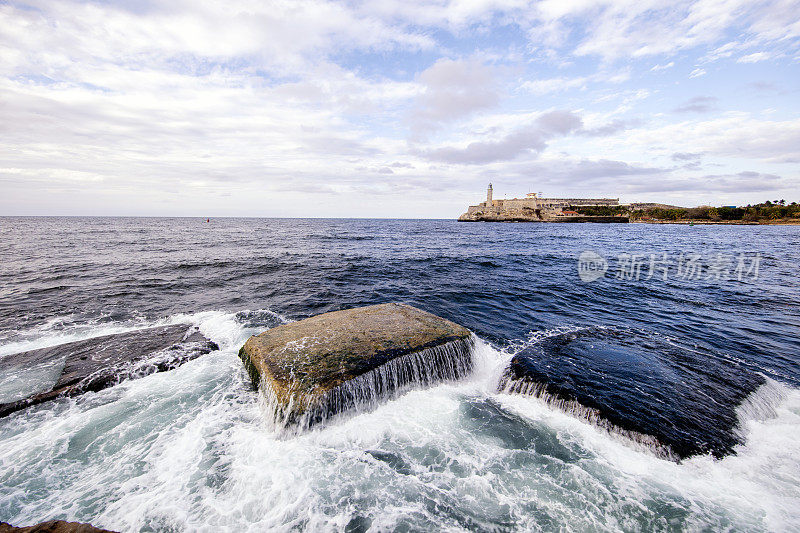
(628, 200), (800, 222)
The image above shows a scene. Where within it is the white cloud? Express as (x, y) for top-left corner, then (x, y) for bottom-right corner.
(519, 68), (631, 96)
(524, 0), (800, 63)
(650, 61), (675, 71)
(737, 52), (772, 63)
(520, 76), (588, 95)
(0, 0), (435, 73)
(409, 58), (499, 135)
(689, 68), (707, 78)
(618, 115), (800, 163)
(418, 110), (583, 164)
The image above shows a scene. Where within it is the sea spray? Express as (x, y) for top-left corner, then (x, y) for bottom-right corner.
(733, 376), (787, 440)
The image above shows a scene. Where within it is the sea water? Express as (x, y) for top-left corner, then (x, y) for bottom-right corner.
(0, 217), (798, 531)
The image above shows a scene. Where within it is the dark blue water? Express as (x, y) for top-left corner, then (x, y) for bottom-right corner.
(1, 217), (799, 531)
(0, 218), (800, 370)
(3, 217), (798, 381)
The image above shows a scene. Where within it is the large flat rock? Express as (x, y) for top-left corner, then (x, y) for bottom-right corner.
(0, 324), (218, 418)
(239, 303), (474, 430)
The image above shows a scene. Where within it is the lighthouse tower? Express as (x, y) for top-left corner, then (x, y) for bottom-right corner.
(486, 183), (493, 207)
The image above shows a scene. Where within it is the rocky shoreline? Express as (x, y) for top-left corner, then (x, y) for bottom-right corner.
(459, 215), (628, 223)
(0, 520), (116, 532)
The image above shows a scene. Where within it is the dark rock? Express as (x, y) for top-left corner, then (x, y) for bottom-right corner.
(0, 520), (117, 533)
(0, 325), (218, 418)
(497, 327), (770, 460)
(239, 303), (474, 430)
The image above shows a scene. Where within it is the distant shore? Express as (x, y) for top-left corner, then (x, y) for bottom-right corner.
(633, 219), (800, 225)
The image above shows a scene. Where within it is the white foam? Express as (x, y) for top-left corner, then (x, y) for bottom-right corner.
(0, 321), (144, 358)
(0, 357), (64, 403)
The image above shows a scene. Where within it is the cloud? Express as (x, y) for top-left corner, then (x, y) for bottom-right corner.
(410, 58), (499, 135)
(650, 62), (675, 71)
(624, 171), (788, 194)
(672, 152), (704, 161)
(617, 114), (800, 164)
(673, 96), (718, 113)
(302, 135), (381, 156)
(354, 0), (800, 66)
(497, 157), (672, 198)
(1, 0), (798, 216)
(689, 68), (707, 78)
(509, 159), (788, 197)
(579, 119), (638, 137)
(519, 158), (666, 183)
(519, 69), (632, 96)
(737, 52), (771, 63)
(520, 76), (588, 95)
(747, 81), (778, 92)
(704, 171), (785, 192)
(419, 110), (582, 164)
(0, 0), (435, 77)
(530, 0), (800, 63)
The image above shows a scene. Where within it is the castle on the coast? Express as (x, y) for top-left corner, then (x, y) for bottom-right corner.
(458, 184), (626, 222)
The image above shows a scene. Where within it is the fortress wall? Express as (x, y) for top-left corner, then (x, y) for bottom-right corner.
(462, 196), (620, 221)
(502, 199), (537, 210)
(544, 198), (619, 206)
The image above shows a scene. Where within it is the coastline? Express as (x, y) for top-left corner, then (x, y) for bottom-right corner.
(633, 219), (800, 225)
(458, 216), (628, 223)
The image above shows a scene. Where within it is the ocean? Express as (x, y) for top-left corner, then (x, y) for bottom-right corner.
(0, 217), (798, 531)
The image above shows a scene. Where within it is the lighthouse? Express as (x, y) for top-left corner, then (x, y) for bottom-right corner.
(486, 183), (493, 207)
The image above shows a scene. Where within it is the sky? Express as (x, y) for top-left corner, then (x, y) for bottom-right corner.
(1, 0), (799, 218)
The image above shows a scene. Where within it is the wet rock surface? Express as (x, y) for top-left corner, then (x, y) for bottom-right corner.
(497, 327), (769, 460)
(0, 520), (117, 533)
(0, 325), (218, 417)
(239, 303), (474, 429)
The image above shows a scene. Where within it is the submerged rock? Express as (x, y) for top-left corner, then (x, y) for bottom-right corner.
(0, 520), (116, 533)
(239, 303), (474, 430)
(0, 325), (218, 418)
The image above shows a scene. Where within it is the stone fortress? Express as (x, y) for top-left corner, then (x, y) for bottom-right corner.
(458, 184), (628, 222)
